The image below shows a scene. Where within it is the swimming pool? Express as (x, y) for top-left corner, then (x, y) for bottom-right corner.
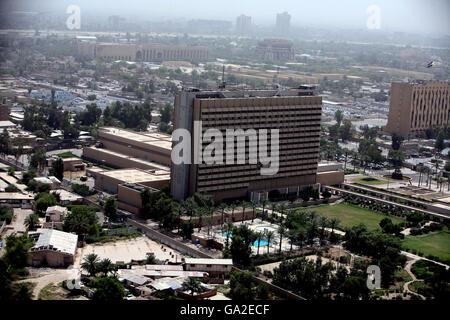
(219, 232), (272, 247)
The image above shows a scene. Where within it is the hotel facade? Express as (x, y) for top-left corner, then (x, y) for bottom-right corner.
(171, 87), (323, 201)
(385, 81), (450, 137)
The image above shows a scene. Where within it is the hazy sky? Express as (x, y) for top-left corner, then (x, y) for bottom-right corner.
(4, 0), (450, 36)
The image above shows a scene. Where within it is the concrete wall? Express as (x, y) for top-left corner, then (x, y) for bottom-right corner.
(83, 147), (167, 171)
(30, 250), (74, 267)
(317, 170), (344, 186)
(126, 219), (212, 258)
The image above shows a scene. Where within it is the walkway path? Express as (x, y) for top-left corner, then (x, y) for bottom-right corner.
(403, 258), (426, 300)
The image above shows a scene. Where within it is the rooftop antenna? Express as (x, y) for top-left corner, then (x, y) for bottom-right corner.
(219, 64), (226, 89)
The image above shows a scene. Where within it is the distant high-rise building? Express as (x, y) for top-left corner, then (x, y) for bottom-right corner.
(276, 11), (291, 34)
(108, 16), (123, 30)
(256, 39), (295, 61)
(385, 81), (450, 137)
(236, 15), (252, 34)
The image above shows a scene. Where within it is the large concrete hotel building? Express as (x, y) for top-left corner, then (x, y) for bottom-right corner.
(78, 42), (210, 61)
(171, 86), (329, 201)
(385, 81), (450, 137)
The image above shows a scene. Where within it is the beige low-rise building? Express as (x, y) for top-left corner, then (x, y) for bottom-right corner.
(62, 157), (86, 171)
(87, 167), (170, 194)
(95, 127), (172, 167)
(29, 229), (78, 267)
(183, 258), (233, 278)
(83, 146), (169, 171)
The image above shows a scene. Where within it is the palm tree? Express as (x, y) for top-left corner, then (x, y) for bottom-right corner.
(223, 221), (234, 249)
(260, 198), (268, 221)
(183, 277), (202, 297)
(218, 203), (228, 226)
(343, 148), (350, 171)
(318, 216), (328, 245)
(240, 201), (249, 224)
(250, 200), (258, 223)
(269, 202), (277, 220)
(278, 225), (286, 254)
(98, 258), (114, 277)
(266, 231), (274, 255)
(174, 202), (185, 234)
(278, 203), (286, 217)
(25, 214), (39, 231)
(206, 205), (215, 236)
(297, 228), (307, 251)
(81, 253), (100, 277)
(329, 218), (340, 240)
(287, 229), (296, 251)
(196, 207), (206, 232)
(256, 231), (264, 255)
(184, 197), (197, 222)
(229, 202), (237, 222)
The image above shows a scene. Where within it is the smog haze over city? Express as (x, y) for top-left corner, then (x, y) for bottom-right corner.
(0, 0), (448, 314)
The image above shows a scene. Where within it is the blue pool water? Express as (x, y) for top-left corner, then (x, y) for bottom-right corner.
(219, 232), (272, 247)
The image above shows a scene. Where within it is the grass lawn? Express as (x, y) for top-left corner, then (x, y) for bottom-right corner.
(299, 203), (403, 232)
(56, 152), (80, 158)
(401, 230), (450, 263)
(353, 177), (388, 185)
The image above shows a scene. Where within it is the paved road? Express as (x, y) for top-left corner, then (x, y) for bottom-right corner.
(17, 267), (81, 299)
(0, 208), (32, 257)
(403, 258), (426, 300)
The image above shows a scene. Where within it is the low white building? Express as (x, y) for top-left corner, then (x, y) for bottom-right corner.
(183, 258), (233, 278)
(29, 229), (78, 267)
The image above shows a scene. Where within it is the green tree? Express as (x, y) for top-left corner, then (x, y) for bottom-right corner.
(4, 233), (34, 269)
(29, 148), (47, 172)
(25, 214), (39, 231)
(334, 110), (343, 127)
(98, 258), (115, 277)
(81, 253), (100, 277)
(35, 193), (57, 217)
(63, 206), (99, 239)
(229, 270), (256, 300)
(92, 276), (124, 301)
(104, 197), (117, 221)
(51, 157), (64, 181)
(182, 277), (203, 297)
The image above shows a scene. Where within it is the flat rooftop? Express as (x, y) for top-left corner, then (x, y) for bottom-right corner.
(85, 147), (170, 171)
(99, 127), (172, 151)
(184, 258), (233, 266)
(30, 229), (78, 256)
(0, 192), (34, 200)
(95, 168), (170, 183)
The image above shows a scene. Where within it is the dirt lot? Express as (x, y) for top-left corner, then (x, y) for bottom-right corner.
(74, 236), (186, 265)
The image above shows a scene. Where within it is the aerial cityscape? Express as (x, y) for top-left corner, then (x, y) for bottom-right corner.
(0, 0), (448, 312)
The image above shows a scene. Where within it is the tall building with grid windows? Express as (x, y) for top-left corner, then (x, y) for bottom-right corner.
(385, 81), (450, 137)
(171, 86), (323, 201)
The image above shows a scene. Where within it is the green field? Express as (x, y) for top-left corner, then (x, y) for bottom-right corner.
(353, 177), (388, 185)
(402, 230), (450, 263)
(56, 152), (79, 158)
(300, 203), (403, 232)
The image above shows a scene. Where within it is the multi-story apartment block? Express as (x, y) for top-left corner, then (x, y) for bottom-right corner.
(385, 81), (450, 137)
(171, 86), (323, 201)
